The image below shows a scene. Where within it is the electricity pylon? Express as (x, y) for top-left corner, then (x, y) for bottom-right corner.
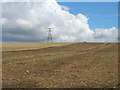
(47, 28), (53, 42)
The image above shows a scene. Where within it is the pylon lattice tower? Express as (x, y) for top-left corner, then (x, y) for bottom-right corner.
(47, 28), (53, 42)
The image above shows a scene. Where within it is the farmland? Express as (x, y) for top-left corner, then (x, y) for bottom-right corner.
(2, 43), (118, 88)
(2, 42), (72, 51)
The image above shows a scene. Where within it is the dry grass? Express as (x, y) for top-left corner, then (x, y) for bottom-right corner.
(2, 43), (118, 88)
(2, 42), (73, 51)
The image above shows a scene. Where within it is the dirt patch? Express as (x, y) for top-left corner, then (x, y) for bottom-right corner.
(2, 43), (118, 88)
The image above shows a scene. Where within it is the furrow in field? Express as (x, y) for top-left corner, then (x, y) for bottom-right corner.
(2, 43), (118, 88)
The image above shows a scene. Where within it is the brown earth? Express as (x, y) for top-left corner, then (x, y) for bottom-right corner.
(2, 43), (118, 88)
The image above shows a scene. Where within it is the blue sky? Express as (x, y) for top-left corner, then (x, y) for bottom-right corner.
(58, 2), (118, 30)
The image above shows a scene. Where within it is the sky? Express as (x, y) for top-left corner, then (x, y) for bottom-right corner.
(58, 2), (118, 30)
(0, 0), (118, 43)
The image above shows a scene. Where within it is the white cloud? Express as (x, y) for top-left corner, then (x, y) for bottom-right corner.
(2, 0), (118, 43)
(16, 18), (32, 28)
(61, 5), (70, 11)
(0, 18), (8, 25)
(93, 27), (118, 42)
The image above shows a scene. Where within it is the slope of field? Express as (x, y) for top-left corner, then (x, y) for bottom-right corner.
(2, 42), (73, 51)
(2, 43), (118, 88)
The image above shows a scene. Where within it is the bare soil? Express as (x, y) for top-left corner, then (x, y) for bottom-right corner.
(2, 43), (118, 88)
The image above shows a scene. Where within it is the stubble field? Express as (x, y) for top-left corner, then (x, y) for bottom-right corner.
(2, 42), (118, 88)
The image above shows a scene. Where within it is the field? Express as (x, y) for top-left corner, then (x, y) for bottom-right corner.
(2, 42), (72, 51)
(2, 42), (118, 88)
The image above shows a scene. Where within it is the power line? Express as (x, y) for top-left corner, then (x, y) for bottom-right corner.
(47, 28), (53, 42)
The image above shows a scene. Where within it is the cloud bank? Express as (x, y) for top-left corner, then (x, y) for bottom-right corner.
(1, 0), (118, 43)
